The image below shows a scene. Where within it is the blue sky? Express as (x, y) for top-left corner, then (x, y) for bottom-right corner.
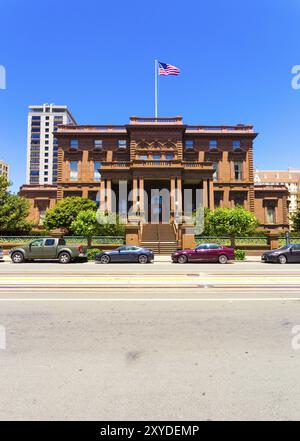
(0, 0), (300, 192)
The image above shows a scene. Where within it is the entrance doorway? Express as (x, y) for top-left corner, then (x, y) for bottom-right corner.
(144, 180), (171, 224)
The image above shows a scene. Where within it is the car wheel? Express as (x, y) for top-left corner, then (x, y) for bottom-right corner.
(58, 252), (71, 264)
(100, 254), (110, 264)
(138, 254), (148, 264)
(278, 254), (287, 264)
(11, 252), (24, 264)
(177, 255), (188, 264)
(218, 254), (228, 264)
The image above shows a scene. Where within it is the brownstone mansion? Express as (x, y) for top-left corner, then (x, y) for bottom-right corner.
(20, 116), (288, 251)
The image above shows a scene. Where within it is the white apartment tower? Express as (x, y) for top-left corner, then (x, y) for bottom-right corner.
(26, 104), (76, 185)
(0, 160), (9, 180)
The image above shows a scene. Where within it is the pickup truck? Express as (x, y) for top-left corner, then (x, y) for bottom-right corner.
(9, 238), (87, 264)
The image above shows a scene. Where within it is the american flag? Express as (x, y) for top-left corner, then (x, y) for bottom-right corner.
(158, 61), (180, 76)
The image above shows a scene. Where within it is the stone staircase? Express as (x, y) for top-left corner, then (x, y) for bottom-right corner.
(140, 224), (179, 255)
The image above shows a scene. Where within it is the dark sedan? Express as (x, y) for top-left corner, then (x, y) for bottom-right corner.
(95, 246), (154, 264)
(261, 244), (300, 264)
(172, 243), (235, 264)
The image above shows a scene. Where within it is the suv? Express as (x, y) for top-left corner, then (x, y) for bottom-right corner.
(9, 238), (87, 264)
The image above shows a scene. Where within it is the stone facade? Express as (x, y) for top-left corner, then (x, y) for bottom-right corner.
(255, 168), (300, 225)
(20, 116), (289, 231)
(19, 184), (57, 227)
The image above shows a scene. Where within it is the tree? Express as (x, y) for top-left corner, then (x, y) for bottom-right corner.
(43, 197), (97, 232)
(95, 211), (125, 237)
(206, 206), (258, 247)
(0, 176), (32, 234)
(71, 210), (125, 247)
(70, 210), (102, 247)
(291, 210), (300, 232)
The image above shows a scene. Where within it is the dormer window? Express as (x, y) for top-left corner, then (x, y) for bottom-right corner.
(232, 140), (241, 150)
(118, 139), (127, 150)
(70, 139), (79, 150)
(94, 140), (103, 150)
(209, 140), (218, 150)
(185, 140), (194, 150)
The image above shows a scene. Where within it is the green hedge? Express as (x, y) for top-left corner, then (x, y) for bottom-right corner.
(86, 248), (102, 261)
(0, 236), (125, 245)
(195, 236), (269, 246)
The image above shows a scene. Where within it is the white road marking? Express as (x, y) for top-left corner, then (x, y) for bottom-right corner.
(0, 298), (299, 302)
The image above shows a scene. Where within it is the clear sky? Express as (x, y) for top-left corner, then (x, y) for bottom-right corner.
(1, 0), (300, 192)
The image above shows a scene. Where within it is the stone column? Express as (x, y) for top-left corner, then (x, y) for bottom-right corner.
(223, 187), (230, 208)
(170, 177), (176, 220)
(82, 188), (88, 198)
(132, 177), (138, 213)
(209, 179), (214, 210)
(139, 178), (144, 215)
(177, 177), (183, 216)
(106, 179), (112, 212)
(202, 180), (208, 208)
(100, 179), (106, 211)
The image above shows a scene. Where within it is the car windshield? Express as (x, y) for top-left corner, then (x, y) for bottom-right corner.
(276, 246), (290, 251)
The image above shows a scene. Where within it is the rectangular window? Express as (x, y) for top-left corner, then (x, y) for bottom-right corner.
(153, 155), (160, 161)
(233, 195), (245, 207)
(139, 155), (148, 160)
(94, 140), (103, 150)
(118, 140), (127, 149)
(70, 139), (79, 149)
(70, 161), (78, 181)
(232, 140), (241, 150)
(234, 162), (243, 180)
(209, 140), (218, 149)
(94, 161), (101, 181)
(213, 162), (218, 181)
(266, 204), (276, 224)
(185, 140), (194, 150)
(166, 154), (174, 161)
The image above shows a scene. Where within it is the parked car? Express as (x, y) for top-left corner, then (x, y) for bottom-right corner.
(171, 243), (235, 264)
(261, 244), (300, 264)
(0, 246), (3, 261)
(9, 238), (87, 264)
(95, 245), (154, 264)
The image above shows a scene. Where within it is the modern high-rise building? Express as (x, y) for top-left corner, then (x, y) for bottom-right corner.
(26, 104), (76, 185)
(0, 160), (9, 180)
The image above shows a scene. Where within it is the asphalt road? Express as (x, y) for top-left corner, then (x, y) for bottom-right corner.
(1, 261), (300, 421)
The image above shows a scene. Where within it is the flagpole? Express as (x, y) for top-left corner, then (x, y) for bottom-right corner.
(155, 59), (158, 118)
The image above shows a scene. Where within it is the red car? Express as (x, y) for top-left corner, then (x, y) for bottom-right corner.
(171, 243), (235, 264)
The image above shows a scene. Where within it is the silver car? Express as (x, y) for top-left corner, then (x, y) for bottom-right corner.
(0, 247), (3, 261)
